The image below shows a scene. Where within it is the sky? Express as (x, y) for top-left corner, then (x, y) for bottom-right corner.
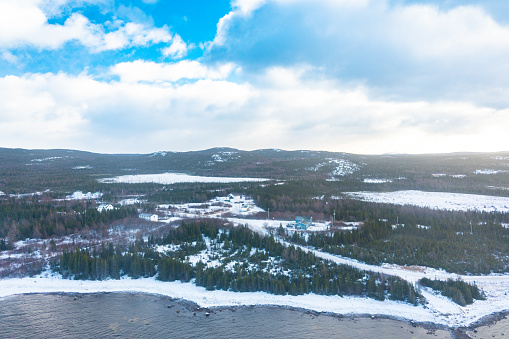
(1, 0), (508, 154)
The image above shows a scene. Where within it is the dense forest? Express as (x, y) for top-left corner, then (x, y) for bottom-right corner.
(53, 221), (422, 304)
(0, 196), (137, 240)
(288, 217), (509, 275)
(419, 278), (485, 306)
(240, 195), (509, 275)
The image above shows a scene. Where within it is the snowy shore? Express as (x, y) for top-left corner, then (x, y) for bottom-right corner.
(0, 273), (507, 329)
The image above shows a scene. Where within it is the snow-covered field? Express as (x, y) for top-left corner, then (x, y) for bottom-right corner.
(345, 190), (509, 213)
(99, 173), (270, 184)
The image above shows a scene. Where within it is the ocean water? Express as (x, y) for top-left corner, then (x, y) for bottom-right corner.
(0, 293), (453, 338)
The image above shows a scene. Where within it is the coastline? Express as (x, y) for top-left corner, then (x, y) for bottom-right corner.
(0, 275), (507, 331)
(4, 290), (507, 339)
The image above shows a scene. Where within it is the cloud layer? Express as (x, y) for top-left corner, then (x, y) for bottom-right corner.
(209, 0), (509, 107)
(1, 0), (508, 154)
(1, 65), (507, 154)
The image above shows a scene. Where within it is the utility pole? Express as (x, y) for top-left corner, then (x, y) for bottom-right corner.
(333, 210), (336, 227)
(267, 208), (270, 220)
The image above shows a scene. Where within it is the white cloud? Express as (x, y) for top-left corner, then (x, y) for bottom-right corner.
(40, 0), (112, 17)
(1, 51), (18, 64)
(0, 66), (507, 154)
(0, 0), (171, 51)
(211, 0), (267, 47)
(384, 4), (509, 59)
(162, 34), (189, 59)
(110, 60), (236, 83)
(232, 0), (267, 15)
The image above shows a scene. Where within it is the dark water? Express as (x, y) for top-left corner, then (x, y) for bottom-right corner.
(0, 293), (452, 338)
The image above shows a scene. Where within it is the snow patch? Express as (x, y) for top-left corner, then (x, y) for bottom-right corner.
(66, 191), (103, 200)
(329, 158), (359, 176)
(363, 178), (392, 183)
(306, 158), (359, 177)
(31, 157), (63, 162)
(150, 151), (170, 157)
(475, 169), (508, 175)
(118, 198), (143, 206)
(99, 173), (269, 185)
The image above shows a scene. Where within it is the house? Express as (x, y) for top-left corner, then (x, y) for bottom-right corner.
(139, 213), (159, 222)
(97, 204), (113, 212)
(295, 216), (313, 230)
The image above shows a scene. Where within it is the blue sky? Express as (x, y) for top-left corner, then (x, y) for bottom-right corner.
(1, 0), (508, 154)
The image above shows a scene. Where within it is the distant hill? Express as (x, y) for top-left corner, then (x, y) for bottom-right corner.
(1, 147), (509, 196)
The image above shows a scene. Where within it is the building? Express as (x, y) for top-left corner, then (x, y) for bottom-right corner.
(139, 213), (159, 222)
(295, 216), (313, 230)
(97, 204), (113, 212)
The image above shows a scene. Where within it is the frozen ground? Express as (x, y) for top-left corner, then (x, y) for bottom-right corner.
(345, 190), (509, 213)
(99, 173), (270, 184)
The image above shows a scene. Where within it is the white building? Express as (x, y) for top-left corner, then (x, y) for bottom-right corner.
(139, 213), (159, 222)
(97, 204), (114, 212)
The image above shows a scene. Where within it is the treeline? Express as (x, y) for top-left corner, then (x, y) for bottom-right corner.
(55, 241), (160, 280)
(0, 197), (137, 240)
(298, 217), (509, 274)
(419, 278), (485, 306)
(53, 221), (421, 304)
